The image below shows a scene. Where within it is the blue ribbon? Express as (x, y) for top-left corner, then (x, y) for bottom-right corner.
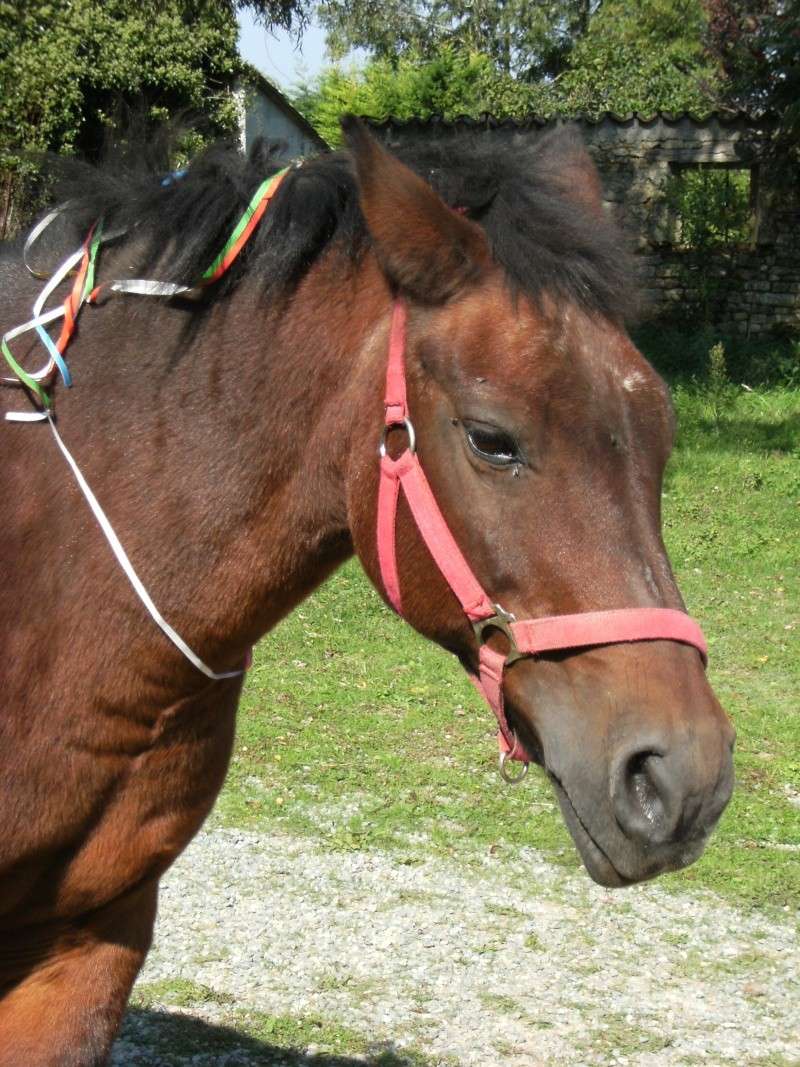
(34, 324), (73, 387)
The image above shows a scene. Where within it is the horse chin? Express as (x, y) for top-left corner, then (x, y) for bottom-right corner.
(548, 774), (633, 888)
(547, 772), (708, 888)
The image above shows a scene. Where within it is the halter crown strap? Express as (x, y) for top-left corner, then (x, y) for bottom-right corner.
(375, 298), (708, 772)
(384, 299), (410, 423)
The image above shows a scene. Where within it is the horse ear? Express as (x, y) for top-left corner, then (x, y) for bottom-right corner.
(341, 115), (490, 303)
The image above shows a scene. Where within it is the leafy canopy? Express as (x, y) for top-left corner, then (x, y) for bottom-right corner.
(317, 0), (596, 81)
(295, 0), (722, 142)
(0, 0), (311, 232)
(292, 47), (538, 146)
(705, 1), (800, 160)
(0, 0), (309, 169)
(554, 0), (720, 117)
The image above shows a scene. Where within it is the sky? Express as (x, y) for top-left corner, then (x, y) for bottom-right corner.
(237, 10), (332, 90)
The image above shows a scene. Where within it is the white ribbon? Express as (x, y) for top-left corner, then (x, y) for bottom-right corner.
(23, 200), (79, 278)
(5, 410), (48, 422)
(1, 248), (83, 391)
(109, 279), (191, 298)
(2, 411), (243, 681)
(43, 414), (243, 680)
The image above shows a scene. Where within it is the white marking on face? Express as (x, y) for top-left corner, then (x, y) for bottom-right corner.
(643, 564), (660, 599)
(622, 371), (647, 392)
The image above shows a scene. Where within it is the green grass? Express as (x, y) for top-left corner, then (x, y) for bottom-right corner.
(134, 978), (235, 1010)
(669, 946), (778, 985)
(216, 382), (799, 915)
(633, 323), (800, 389)
(578, 1011), (674, 1061)
(657, 382), (799, 909)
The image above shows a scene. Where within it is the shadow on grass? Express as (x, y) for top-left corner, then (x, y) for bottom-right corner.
(634, 322), (800, 391)
(115, 1008), (429, 1067)
(685, 413), (800, 454)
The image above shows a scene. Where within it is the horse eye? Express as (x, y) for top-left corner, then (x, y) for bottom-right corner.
(465, 424), (520, 467)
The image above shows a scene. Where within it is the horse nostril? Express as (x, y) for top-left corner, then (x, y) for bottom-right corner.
(629, 753), (665, 824)
(613, 750), (673, 844)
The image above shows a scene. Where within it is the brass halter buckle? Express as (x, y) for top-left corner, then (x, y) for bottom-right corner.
(471, 604), (525, 665)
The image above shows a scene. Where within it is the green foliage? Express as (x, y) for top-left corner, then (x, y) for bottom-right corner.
(664, 167), (753, 248)
(292, 47), (538, 147)
(705, 1), (800, 162)
(0, 1), (242, 164)
(633, 323), (800, 387)
(0, 0), (311, 234)
(316, 0), (595, 81)
(705, 341), (738, 423)
(547, 0), (721, 117)
(708, 340), (729, 387)
(655, 167), (755, 324)
(294, 0), (721, 140)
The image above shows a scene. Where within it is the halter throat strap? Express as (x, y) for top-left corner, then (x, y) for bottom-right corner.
(376, 299), (708, 776)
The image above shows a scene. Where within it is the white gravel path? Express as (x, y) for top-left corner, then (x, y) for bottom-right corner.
(114, 827), (800, 1066)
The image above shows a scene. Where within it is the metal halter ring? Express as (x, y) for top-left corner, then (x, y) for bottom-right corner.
(499, 733), (530, 784)
(472, 604), (524, 665)
(379, 417), (416, 458)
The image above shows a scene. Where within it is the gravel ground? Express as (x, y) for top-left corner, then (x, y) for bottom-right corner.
(114, 827), (800, 1067)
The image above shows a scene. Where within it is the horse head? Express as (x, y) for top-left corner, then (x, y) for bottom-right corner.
(343, 119), (734, 887)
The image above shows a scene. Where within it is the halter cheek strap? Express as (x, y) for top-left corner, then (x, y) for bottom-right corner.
(376, 299), (708, 780)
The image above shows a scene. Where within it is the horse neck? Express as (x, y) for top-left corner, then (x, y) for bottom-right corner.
(14, 254), (388, 690)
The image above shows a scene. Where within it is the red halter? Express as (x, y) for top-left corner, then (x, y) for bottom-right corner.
(376, 300), (708, 779)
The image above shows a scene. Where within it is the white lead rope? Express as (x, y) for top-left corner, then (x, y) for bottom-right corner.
(5, 409), (243, 681)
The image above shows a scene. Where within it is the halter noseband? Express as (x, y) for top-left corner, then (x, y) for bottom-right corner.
(376, 300), (707, 781)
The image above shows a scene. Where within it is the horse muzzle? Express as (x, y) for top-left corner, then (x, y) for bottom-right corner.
(507, 646), (736, 887)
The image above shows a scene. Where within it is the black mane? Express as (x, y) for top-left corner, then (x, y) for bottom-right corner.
(51, 128), (637, 322)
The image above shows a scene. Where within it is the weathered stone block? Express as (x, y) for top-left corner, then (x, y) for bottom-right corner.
(755, 292), (797, 307)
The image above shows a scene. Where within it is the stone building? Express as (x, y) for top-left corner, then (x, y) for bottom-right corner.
(369, 113), (800, 337)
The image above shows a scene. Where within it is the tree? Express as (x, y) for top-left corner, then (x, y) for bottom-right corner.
(292, 47), (538, 146)
(0, 0), (310, 235)
(316, 0), (598, 82)
(295, 0), (720, 141)
(705, 1), (800, 160)
(551, 0), (721, 117)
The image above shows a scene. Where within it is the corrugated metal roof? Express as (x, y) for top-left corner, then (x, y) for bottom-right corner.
(365, 110), (771, 132)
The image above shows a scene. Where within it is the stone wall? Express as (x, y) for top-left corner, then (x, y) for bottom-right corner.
(371, 113), (800, 337)
(578, 113), (799, 336)
(638, 238), (800, 336)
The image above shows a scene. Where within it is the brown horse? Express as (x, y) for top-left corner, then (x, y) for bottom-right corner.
(0, 120), (734, 1065)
